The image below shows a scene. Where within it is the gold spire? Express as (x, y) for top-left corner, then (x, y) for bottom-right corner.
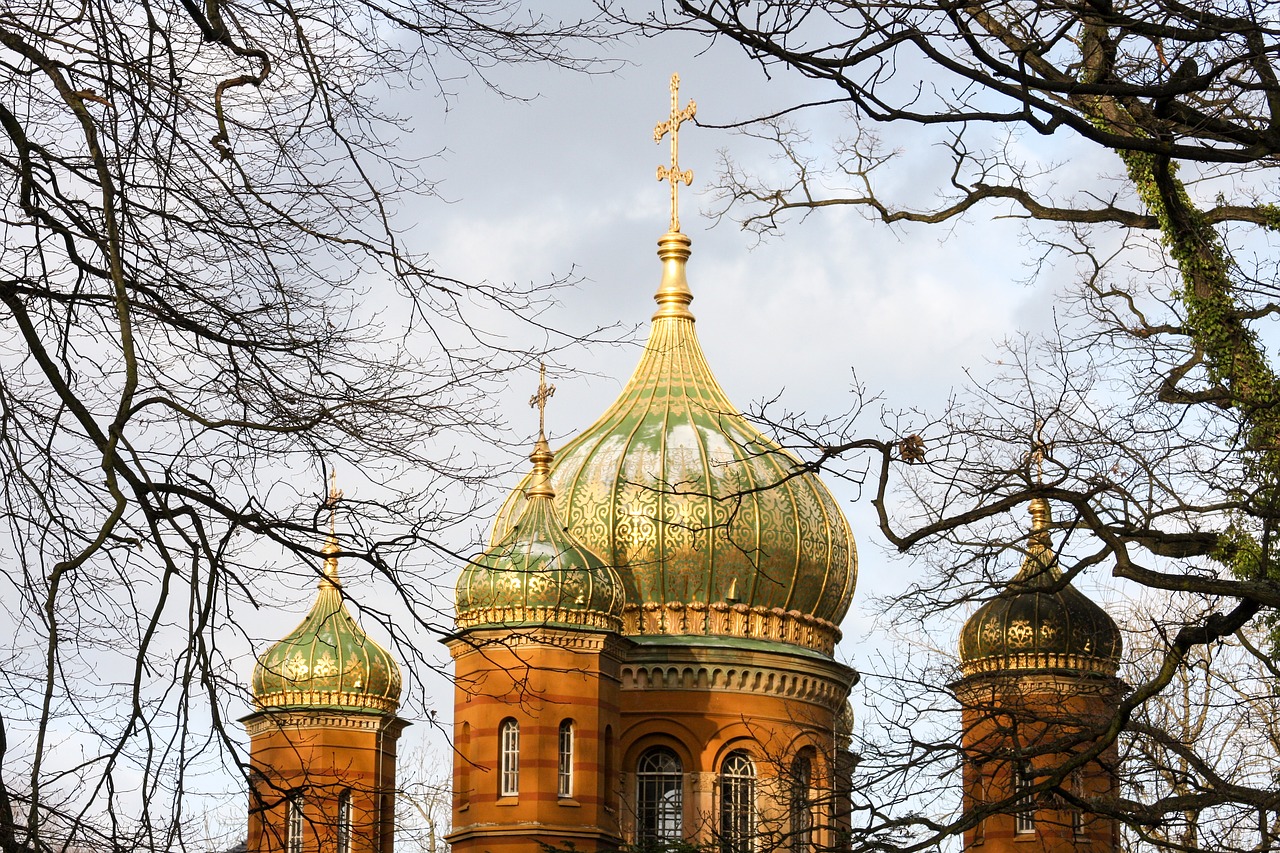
(655, 73), (695, 234)
(321, 468), (342, 588)
(526, 365), (557, 500)
(1014, 498), (1057, 583)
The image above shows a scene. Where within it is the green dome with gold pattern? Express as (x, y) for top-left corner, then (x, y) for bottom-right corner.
(493, 232), (856, 655)
(252, 541), (402, 714)
(458, 438), (625, 631)
(959, 499), (1121, 678)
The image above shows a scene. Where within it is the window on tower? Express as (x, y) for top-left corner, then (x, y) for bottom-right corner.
(558, 720), (574, 798)
(499, 718), (520, 797)
(1013, 761), (1035, 835)
(720, 750), (756, 853)
(286, 790), (304, 853)
(1071, 770), (1086, 836)
(789, 752), (813, 853)
(337, 789), (352, 853)
(636, 747), (683, 842)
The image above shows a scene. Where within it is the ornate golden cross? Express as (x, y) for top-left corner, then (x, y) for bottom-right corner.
(654, 73), (696, 232)
(529, 363), (556, 438)
(326, 468), (343, 533)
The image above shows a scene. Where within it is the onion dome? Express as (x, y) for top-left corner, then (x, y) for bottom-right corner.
(457, 436), (625, 631)
(959, 499), (1121, 678)
(252, 534), (402, 714)
(492, 231), (857, 655)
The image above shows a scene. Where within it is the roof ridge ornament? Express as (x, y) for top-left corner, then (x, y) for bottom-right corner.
(655, 72), (695, 234)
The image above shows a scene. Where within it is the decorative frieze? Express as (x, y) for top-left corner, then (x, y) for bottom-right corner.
(621, 601), (841, 655)
(620, 659), (850, 709)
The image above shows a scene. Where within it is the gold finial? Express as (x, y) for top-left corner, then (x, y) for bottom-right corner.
(526, 366), (557, 500)
(1026, 422), (1053, 553)
(655, 73), (696, 233)
(322, 468), (343, 587)
(529, 363), (556, 440)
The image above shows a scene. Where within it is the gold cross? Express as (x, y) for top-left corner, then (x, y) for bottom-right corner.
(529, 363), (556, 438)
(655, 73), (696, 232)
(326, 468), (344, 533)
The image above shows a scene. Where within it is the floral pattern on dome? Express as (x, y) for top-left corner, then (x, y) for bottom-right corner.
(252, 583), (402, 714)
(958, 501), (1121, 679)
(456, 477), (625, 632)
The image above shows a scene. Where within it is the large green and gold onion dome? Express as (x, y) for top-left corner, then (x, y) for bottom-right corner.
(959, 499), (1121, 678)
(493, 231), (857, 655)
(252, 539), (402, 714)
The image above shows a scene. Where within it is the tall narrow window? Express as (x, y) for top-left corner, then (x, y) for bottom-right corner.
(337, 789), (352, 853)
(558, 720), (574, 798)
(1071, 770), (1086, 836)
(637, 747), (683, 842)
(1014, 762), (1035, 835)
(720, 751), (756, 853)
(500, 718), (520, 797)
(286, 790), (304, 853)
(790, 753), (813, 853)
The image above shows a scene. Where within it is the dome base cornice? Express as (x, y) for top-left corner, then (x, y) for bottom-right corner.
(623, 601), (841, 655)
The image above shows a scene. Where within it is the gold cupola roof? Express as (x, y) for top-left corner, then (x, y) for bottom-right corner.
(457, 370), (626, 632)
(491, 229), (856, 655)
(959, 499), (1122, 678)
(252, 479), (402, 714)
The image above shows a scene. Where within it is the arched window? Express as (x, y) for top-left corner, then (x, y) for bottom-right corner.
(337, 789), (352, 853)
(558, 720), (574, 798)
(500, 718), (520, 797)
(637, 747), (683, 842)
(789, 753), (813, 853)
(286, 790), (304, 853)
(720, 751), (756, 853)
(1013, 761), (1035, 835)
(458, 721), (471, 807)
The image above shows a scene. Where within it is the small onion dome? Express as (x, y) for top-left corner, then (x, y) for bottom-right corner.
(959, 499), (1122, 678)
(491, 232), (856, 645)
(252, 537), (402, 714)
(457, 437), (625, 632)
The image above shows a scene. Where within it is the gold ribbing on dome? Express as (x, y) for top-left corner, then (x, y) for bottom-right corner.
(655, 73), (695, 234)
(527, 364), (557, 500)
(321, 468), (343, 588)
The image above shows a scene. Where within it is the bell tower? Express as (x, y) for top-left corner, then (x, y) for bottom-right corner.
(243, 478), (407, 853)
(447, 376), (628, 853)
(955, 499), (1124, 852)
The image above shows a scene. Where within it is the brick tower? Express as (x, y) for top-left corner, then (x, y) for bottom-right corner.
(955, 499), (1124, 852)
(447, 421), (628, 853)
(244, 498), (407, 853)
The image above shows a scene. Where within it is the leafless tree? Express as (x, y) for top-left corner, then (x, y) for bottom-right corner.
(0, 3), (613, 851)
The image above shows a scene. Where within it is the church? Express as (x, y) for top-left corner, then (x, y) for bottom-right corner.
(239, 78), (1126, 853)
